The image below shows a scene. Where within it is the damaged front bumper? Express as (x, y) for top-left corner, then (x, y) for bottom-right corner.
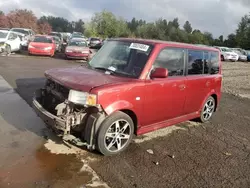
(33, 89), (105, 150)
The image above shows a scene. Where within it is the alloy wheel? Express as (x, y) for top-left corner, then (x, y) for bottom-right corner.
(104, 119), (132, 152)
(203, 98), (215, 121)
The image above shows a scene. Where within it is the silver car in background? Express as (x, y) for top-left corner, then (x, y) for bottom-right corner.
(232, 48), (248, 62)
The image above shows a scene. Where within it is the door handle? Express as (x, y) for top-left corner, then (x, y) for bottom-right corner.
(206, 81), (211, 87)
(179, 84), (186, 90)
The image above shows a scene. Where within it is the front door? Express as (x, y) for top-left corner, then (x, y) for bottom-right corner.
(142, 47), (187, 126)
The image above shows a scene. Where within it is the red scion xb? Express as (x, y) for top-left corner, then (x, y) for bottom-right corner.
(33, 38), (222, 156)
(28, 35), (56, 57)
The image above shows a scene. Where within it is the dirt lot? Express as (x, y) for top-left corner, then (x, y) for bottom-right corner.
(222, 61), (250, 98)
(0, 56), (250, 188)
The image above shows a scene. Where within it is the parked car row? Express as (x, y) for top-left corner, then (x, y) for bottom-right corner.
(0, 28), (105, 60)
(214, 46), (250, 62)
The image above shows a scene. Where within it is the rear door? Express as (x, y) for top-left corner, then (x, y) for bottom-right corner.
(183, 50), (215, 114)
(142, 47), (187, 126)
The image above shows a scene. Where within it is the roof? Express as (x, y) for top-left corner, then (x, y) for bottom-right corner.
(0, 30), (9, 33)
(109, 38), (219, 52)
(34, 34), (53, 38)
(11, 28), (31, 31)
(70, 37), (87, 41)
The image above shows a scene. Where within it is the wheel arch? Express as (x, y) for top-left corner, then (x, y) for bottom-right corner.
(200, 91), (218, 112)
(120, 109), (138, 134)
(103, 101), (138, 134)
(211, 93), (218, 112)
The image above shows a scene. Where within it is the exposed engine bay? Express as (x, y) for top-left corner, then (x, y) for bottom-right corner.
(34, 78), (106, 149)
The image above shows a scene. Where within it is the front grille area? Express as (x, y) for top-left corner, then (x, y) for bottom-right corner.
(46, 79), (70, 100)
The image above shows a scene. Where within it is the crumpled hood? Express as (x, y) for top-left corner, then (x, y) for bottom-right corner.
(45, 66), (134, 92)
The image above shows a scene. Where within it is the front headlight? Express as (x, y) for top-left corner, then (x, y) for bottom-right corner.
(68, 90), (97, 106)
(66, 49), (72, 53)
(82, 50), (90, 54)
(44, 46), (52, 50)
(29, 45), (35, 49)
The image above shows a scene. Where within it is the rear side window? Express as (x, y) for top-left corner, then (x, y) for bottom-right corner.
(187, 50), (204, 75)
(204, 52), (209, 74)
(153, 48), (185, 76)
(210, 52), (219, 74)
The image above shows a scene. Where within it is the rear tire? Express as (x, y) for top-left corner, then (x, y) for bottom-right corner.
(221, 55), (224, 61)
(199, 96), (216, 123)
(96, 111), (134, 156)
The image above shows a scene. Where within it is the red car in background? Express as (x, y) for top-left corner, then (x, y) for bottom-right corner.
(65, 38), (91, 60)
(28, 35), (56, 57)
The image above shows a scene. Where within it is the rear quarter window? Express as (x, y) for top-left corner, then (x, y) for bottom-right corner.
(210, 51), (219, 74)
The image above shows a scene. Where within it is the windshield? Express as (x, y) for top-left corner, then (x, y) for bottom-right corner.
(233, 50), (241, 55)
(33, 36), (52, 43)
(11, 29), (29, 35)
(69, 40), (87, 47)
(72, 34), (83, 38)
(221, 48), (232, 52)
(49, 33), (61, 38)
(88, 40), (153, 78)
(52, 37), (60, 43)
(0, 31), (8, 38)
(90, 38), (100, 42)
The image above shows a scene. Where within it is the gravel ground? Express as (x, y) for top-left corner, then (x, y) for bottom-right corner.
(222, 61), (250, 98)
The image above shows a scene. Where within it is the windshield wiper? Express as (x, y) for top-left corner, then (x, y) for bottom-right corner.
(93, 67), (136, 78)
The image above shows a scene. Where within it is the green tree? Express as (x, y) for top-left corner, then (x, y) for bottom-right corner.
(183, 21), (192, 33)
(74, 19), (85, 33)
(224, 33), (237, 48)
(85, 10), (130, 38)
(235, 15), (250, 49)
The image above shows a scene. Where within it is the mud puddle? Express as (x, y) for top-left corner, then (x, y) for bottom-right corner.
(0, 142), (108, 188)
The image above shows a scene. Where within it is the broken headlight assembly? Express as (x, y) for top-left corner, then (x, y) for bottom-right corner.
(68, 90), (97, 106)
(0, 42), (5, 47)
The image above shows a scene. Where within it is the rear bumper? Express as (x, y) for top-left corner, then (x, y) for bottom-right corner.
(224, 56), (239, 61)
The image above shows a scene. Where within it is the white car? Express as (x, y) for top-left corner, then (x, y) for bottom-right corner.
(232, 49), (247, 62)
(214, 46), (239, 62)
(0, 30), (21, 53)
(10, 28), (35, 48)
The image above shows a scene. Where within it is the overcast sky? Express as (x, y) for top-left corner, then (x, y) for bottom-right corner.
(0, 0), (249, 37)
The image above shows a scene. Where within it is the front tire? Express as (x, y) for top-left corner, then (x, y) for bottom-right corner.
(221, 55), (224, 61)
(96, 111), (134, 156)
(5, 44), (11, 55)
(199, 96), (216, 123)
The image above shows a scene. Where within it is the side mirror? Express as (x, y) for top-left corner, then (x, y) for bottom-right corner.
(151, 67), (168, 78)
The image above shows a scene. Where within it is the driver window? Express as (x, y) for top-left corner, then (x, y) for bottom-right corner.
(153, 48), (185, 76)
(8, 33), (15, 40)
(112, 45), (130, 62)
